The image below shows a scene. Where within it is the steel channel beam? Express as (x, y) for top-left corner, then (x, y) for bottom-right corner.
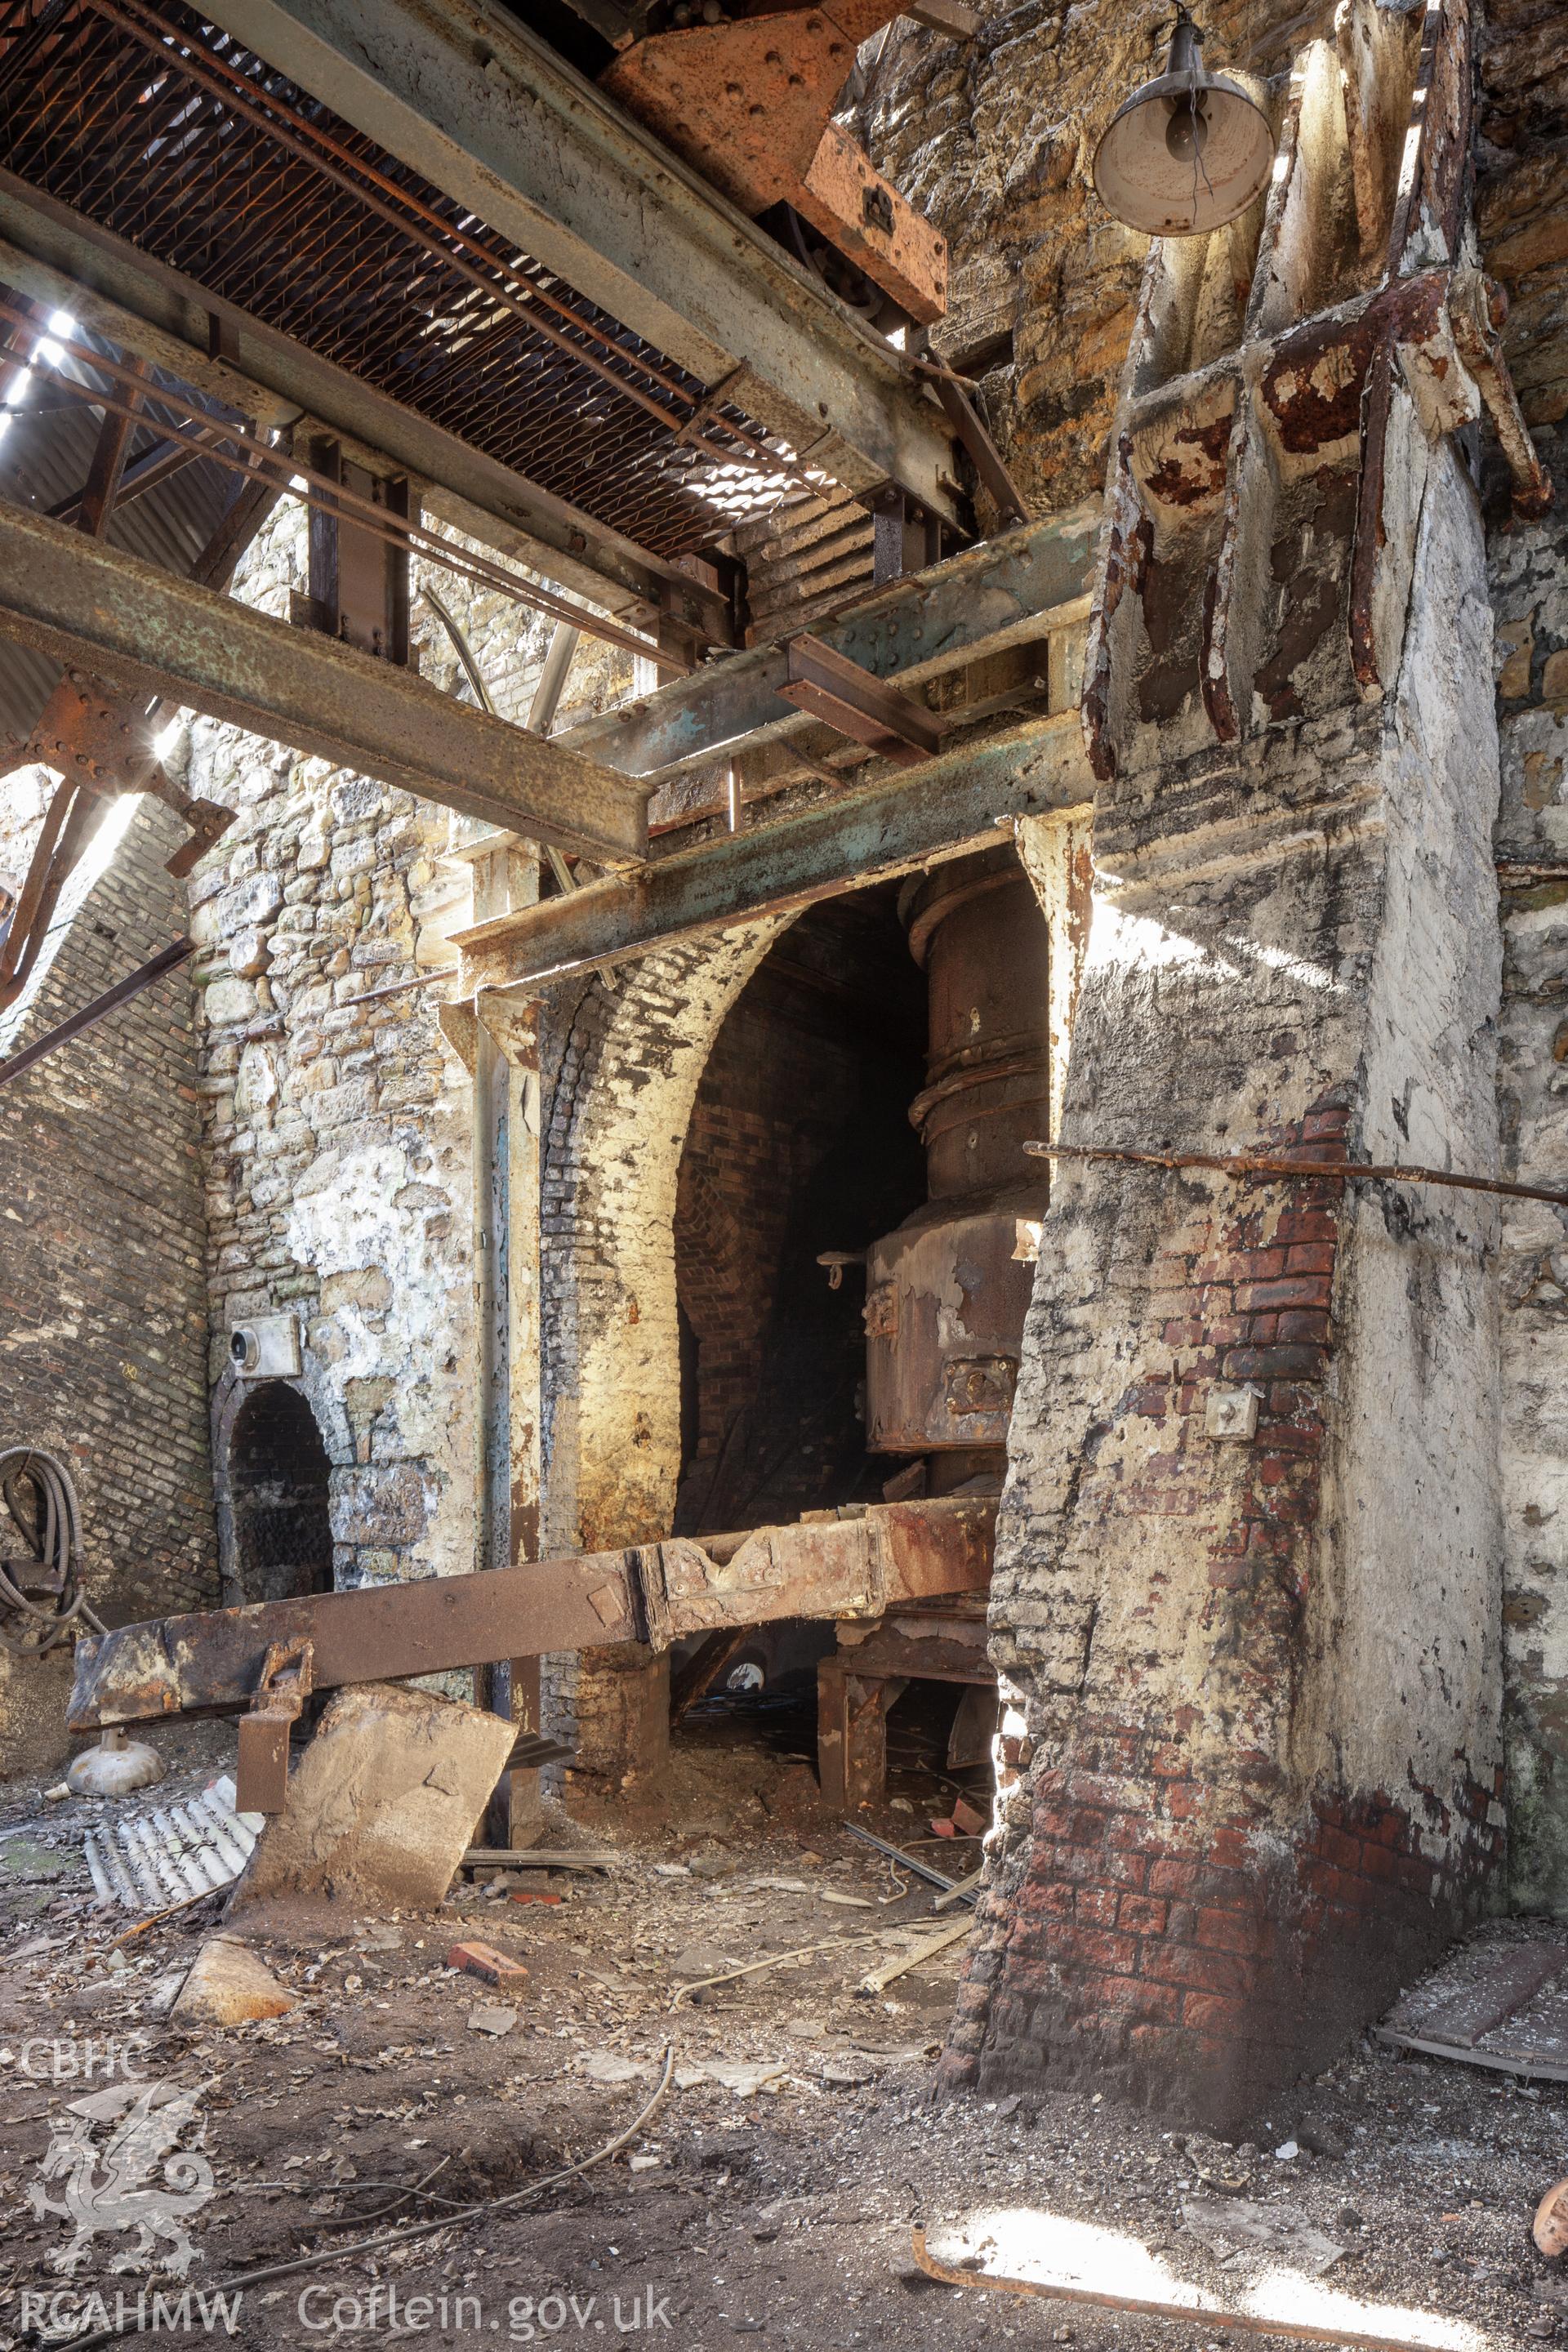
(0, 193), (715, 631)
(68, 1499), (995, 1728)
(559, 505), (1098, 782)
(70, 1553), (644, 1729)
(194, 0), (960, 519)
(0, 503), (649, 865)
(456, 712), (1092, 991)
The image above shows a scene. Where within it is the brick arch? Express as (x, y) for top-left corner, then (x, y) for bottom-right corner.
(538, 920), (788, 1783)
(541, 921), (787, 1558)
(212, 1358), (352, 1607)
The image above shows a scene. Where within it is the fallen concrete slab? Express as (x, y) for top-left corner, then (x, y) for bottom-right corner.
(227, 1682), (515, 1923)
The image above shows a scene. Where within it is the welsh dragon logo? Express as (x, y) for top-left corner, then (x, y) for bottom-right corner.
(26, 2078), (215, 2277)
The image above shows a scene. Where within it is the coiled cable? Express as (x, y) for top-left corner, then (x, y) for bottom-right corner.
(0, 1447), (105, 1657)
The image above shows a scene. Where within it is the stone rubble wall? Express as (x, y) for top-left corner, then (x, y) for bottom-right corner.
(1490, 423), (1568, 1910)
(186, 501), (632, 1601)
(852, 0), (1567, 525)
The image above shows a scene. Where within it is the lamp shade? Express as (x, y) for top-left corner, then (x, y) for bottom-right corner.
(1092, 16), (1274, 238)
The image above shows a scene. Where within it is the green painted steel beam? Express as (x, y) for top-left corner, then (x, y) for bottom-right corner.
(457, 712), (1091, 991)
(559, 504), (1099, 782)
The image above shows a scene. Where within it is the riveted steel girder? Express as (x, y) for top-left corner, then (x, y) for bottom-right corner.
(455, 712), (1092, 992)
(558, 505), (1098, 782)
(0, 504), (649, 866)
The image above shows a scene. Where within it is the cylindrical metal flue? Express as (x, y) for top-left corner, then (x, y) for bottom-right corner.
(862, 844), (1049, 1464)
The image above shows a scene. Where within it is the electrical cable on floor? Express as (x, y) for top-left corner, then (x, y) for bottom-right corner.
(0, 1446), (103, 1657)
(57, 2049), (677, 2352)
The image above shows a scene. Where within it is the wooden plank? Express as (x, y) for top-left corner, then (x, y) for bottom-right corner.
(456, 713), (1092, 991)
(1382, 1936), (1568, 2048)
(0, 501), (649, 866)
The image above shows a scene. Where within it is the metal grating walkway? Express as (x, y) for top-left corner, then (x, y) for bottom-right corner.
(0, 0), (798, 560)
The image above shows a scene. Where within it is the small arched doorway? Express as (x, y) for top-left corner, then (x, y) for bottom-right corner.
(226, 1381), (334, 1604)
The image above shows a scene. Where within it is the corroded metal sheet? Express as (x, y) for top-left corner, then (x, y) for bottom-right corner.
(1379, 1930), (1568, 2080)
(69, 1554), (644, 1731)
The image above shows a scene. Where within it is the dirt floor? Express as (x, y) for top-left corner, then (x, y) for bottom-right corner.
(0, 1698), (1565, 2352)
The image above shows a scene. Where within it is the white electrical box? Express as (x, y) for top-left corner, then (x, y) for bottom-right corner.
(230, 1314), (302, 1379)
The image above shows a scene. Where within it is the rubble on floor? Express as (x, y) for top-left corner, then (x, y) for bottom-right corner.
(0, 1725), (1565, 2352)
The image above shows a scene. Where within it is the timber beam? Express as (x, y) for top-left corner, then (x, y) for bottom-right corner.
(0, 199), (725, 637)
(455, 712), (1091, 991)
(0, 503), (649, 866)
(193, 0), (961, 520)
(68, 1499), (996, 1731)
(558, 504), (1098, 782)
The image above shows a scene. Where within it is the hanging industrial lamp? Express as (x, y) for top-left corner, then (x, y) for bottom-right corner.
(1092, 8), (1274, 238)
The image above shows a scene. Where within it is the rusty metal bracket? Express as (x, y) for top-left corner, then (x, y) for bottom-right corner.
(1448, 278), (1554, 521)
(778, 635), (942, 767)
(0, 938), (194, 1093)
(1080, 0), (1552, 782)
(911, 355), (1028, 527)
(599, 4), (949, 323)
(235, 1635), (314, 1817)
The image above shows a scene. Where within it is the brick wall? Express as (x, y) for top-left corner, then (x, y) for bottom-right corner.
(954, 446), (1505, 2127)
(536, 925), (782, 1786)
(672, 893), (925, 1535)
(0, 792), (213, 1778)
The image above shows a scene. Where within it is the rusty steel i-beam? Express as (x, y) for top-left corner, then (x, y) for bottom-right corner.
(68, 1498), (996, 1732)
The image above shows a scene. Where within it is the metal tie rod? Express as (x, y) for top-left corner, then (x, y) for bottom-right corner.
(0, 938), (194, 1090)
(1026, 1139), (1568, 1211)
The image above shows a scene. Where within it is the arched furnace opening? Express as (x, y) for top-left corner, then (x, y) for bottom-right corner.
(226, 1381), (334, 1605)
